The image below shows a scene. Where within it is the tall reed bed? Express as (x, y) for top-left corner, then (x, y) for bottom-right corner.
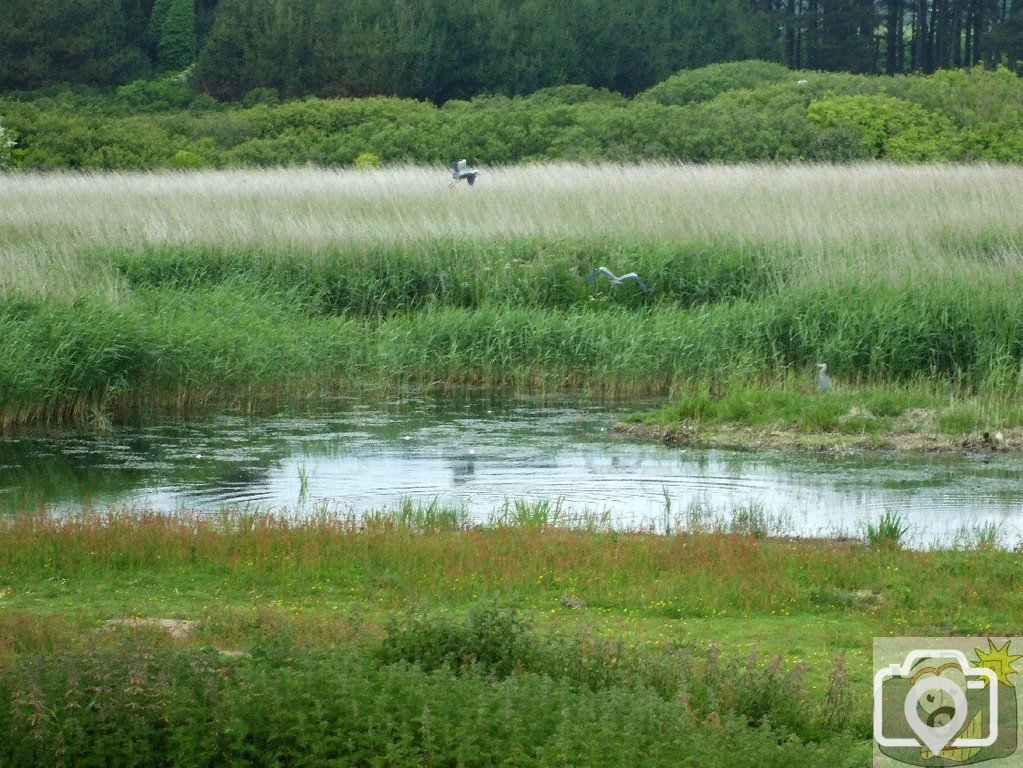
(3, 163), (1023, 301)
(5, 285), (1023, 428)
(2, 163), (1023, 425)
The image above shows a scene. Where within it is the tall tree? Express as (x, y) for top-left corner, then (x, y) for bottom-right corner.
(157, 0), (197, 71)
(885, 0), (904, 72)
(0, 0), (149, 89)
(146, 0), (173, 54)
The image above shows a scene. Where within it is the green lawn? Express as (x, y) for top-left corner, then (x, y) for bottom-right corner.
(3, 508), (1022, 763)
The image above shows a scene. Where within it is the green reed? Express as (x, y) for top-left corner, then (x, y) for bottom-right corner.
(3, 165), (1023, 427)
(6, 271), (1023, 427)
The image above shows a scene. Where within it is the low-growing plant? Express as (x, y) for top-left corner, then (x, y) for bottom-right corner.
(380, 600), (533, 677)
(0, 636), (870, 767)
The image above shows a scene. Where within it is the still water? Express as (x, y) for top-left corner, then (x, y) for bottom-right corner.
(2, 395), (1023, 546)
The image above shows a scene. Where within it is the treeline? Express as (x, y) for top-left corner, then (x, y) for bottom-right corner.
(0, 0), (217, 91)
(3, 63), (1023, 169)
(774, 0), (1023, 74)
(0, 0), (1021, 100)
(190, 0), (776, 100)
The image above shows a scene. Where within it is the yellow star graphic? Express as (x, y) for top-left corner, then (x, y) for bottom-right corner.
(974, 638), (1023, 687)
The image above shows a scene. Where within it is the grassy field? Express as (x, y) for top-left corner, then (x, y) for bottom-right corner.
(3, 163), (1022, 764)
(3, 507), (1022, 765)
(3, 163), (1023, 439)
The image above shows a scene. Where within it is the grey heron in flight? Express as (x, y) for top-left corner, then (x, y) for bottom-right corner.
(586, 266), (649, 293)
(449, 159), (479, 187)
(816, 362), (832, 393)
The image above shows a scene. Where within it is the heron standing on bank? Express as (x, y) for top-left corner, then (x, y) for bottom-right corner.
(449, 159), (479, 187)
(586, 266), (649, 292)
(816, 362), (832, 393)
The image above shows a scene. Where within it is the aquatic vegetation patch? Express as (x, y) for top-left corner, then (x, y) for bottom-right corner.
(4, 164), (1023, 430)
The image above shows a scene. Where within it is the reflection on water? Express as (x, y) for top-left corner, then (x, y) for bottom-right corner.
(3, 395), (1023, 546)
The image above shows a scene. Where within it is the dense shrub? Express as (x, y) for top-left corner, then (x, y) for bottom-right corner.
(640, 60), (794, 105)
(0, 614), (866, 767)
(117, 76), (197, 110)
(377, 602), (855, 741)
(169, 148), (206, 168)
(380, 600), (534, 677)
(353, 150), (381, 168)
(4, 64), (1022, 170)
(808, 95), (961, 160)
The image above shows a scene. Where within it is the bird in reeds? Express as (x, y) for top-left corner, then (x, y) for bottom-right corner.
(449, 159), (479, 187)
(816, 362), (832, 393)
(982, 430), (1005, 450)
(586, 266), (649, 292)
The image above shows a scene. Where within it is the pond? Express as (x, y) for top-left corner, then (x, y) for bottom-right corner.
(2, 395), (1022, 547)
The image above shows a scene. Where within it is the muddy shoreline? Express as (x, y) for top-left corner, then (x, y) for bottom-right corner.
(614, 420), (1020, 456)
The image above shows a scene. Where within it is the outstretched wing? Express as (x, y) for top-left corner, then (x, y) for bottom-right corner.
(451, 160), (459, 172)
(586, 267), (614, 283)
(466, 172), (477, 186)
(619, 273), (649, 292)
(456, 159), (468, 173)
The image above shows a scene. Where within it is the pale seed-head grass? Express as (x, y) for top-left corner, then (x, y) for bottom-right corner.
(3, 163), (1023, 300)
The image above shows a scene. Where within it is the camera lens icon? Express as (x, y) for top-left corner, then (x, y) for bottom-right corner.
(875, 650), (999, 758)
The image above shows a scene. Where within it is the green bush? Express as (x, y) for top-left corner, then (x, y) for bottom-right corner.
(808, 94), (961, 160)
(640, 60), (794, 105)
(169, 148), (205, 168)
(380, 600), (533, 677)
(0, 117), (13, 168)
(240, 87), (281, 108)
(354, 150), (380, 168)
(4, 64), (1023, 170)
(117, 77), (196, 110)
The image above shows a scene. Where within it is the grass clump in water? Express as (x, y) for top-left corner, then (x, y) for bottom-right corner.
(863, 510), (910, 550)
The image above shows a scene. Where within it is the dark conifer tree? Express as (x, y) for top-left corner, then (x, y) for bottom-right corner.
(157, 0), (197, 72)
